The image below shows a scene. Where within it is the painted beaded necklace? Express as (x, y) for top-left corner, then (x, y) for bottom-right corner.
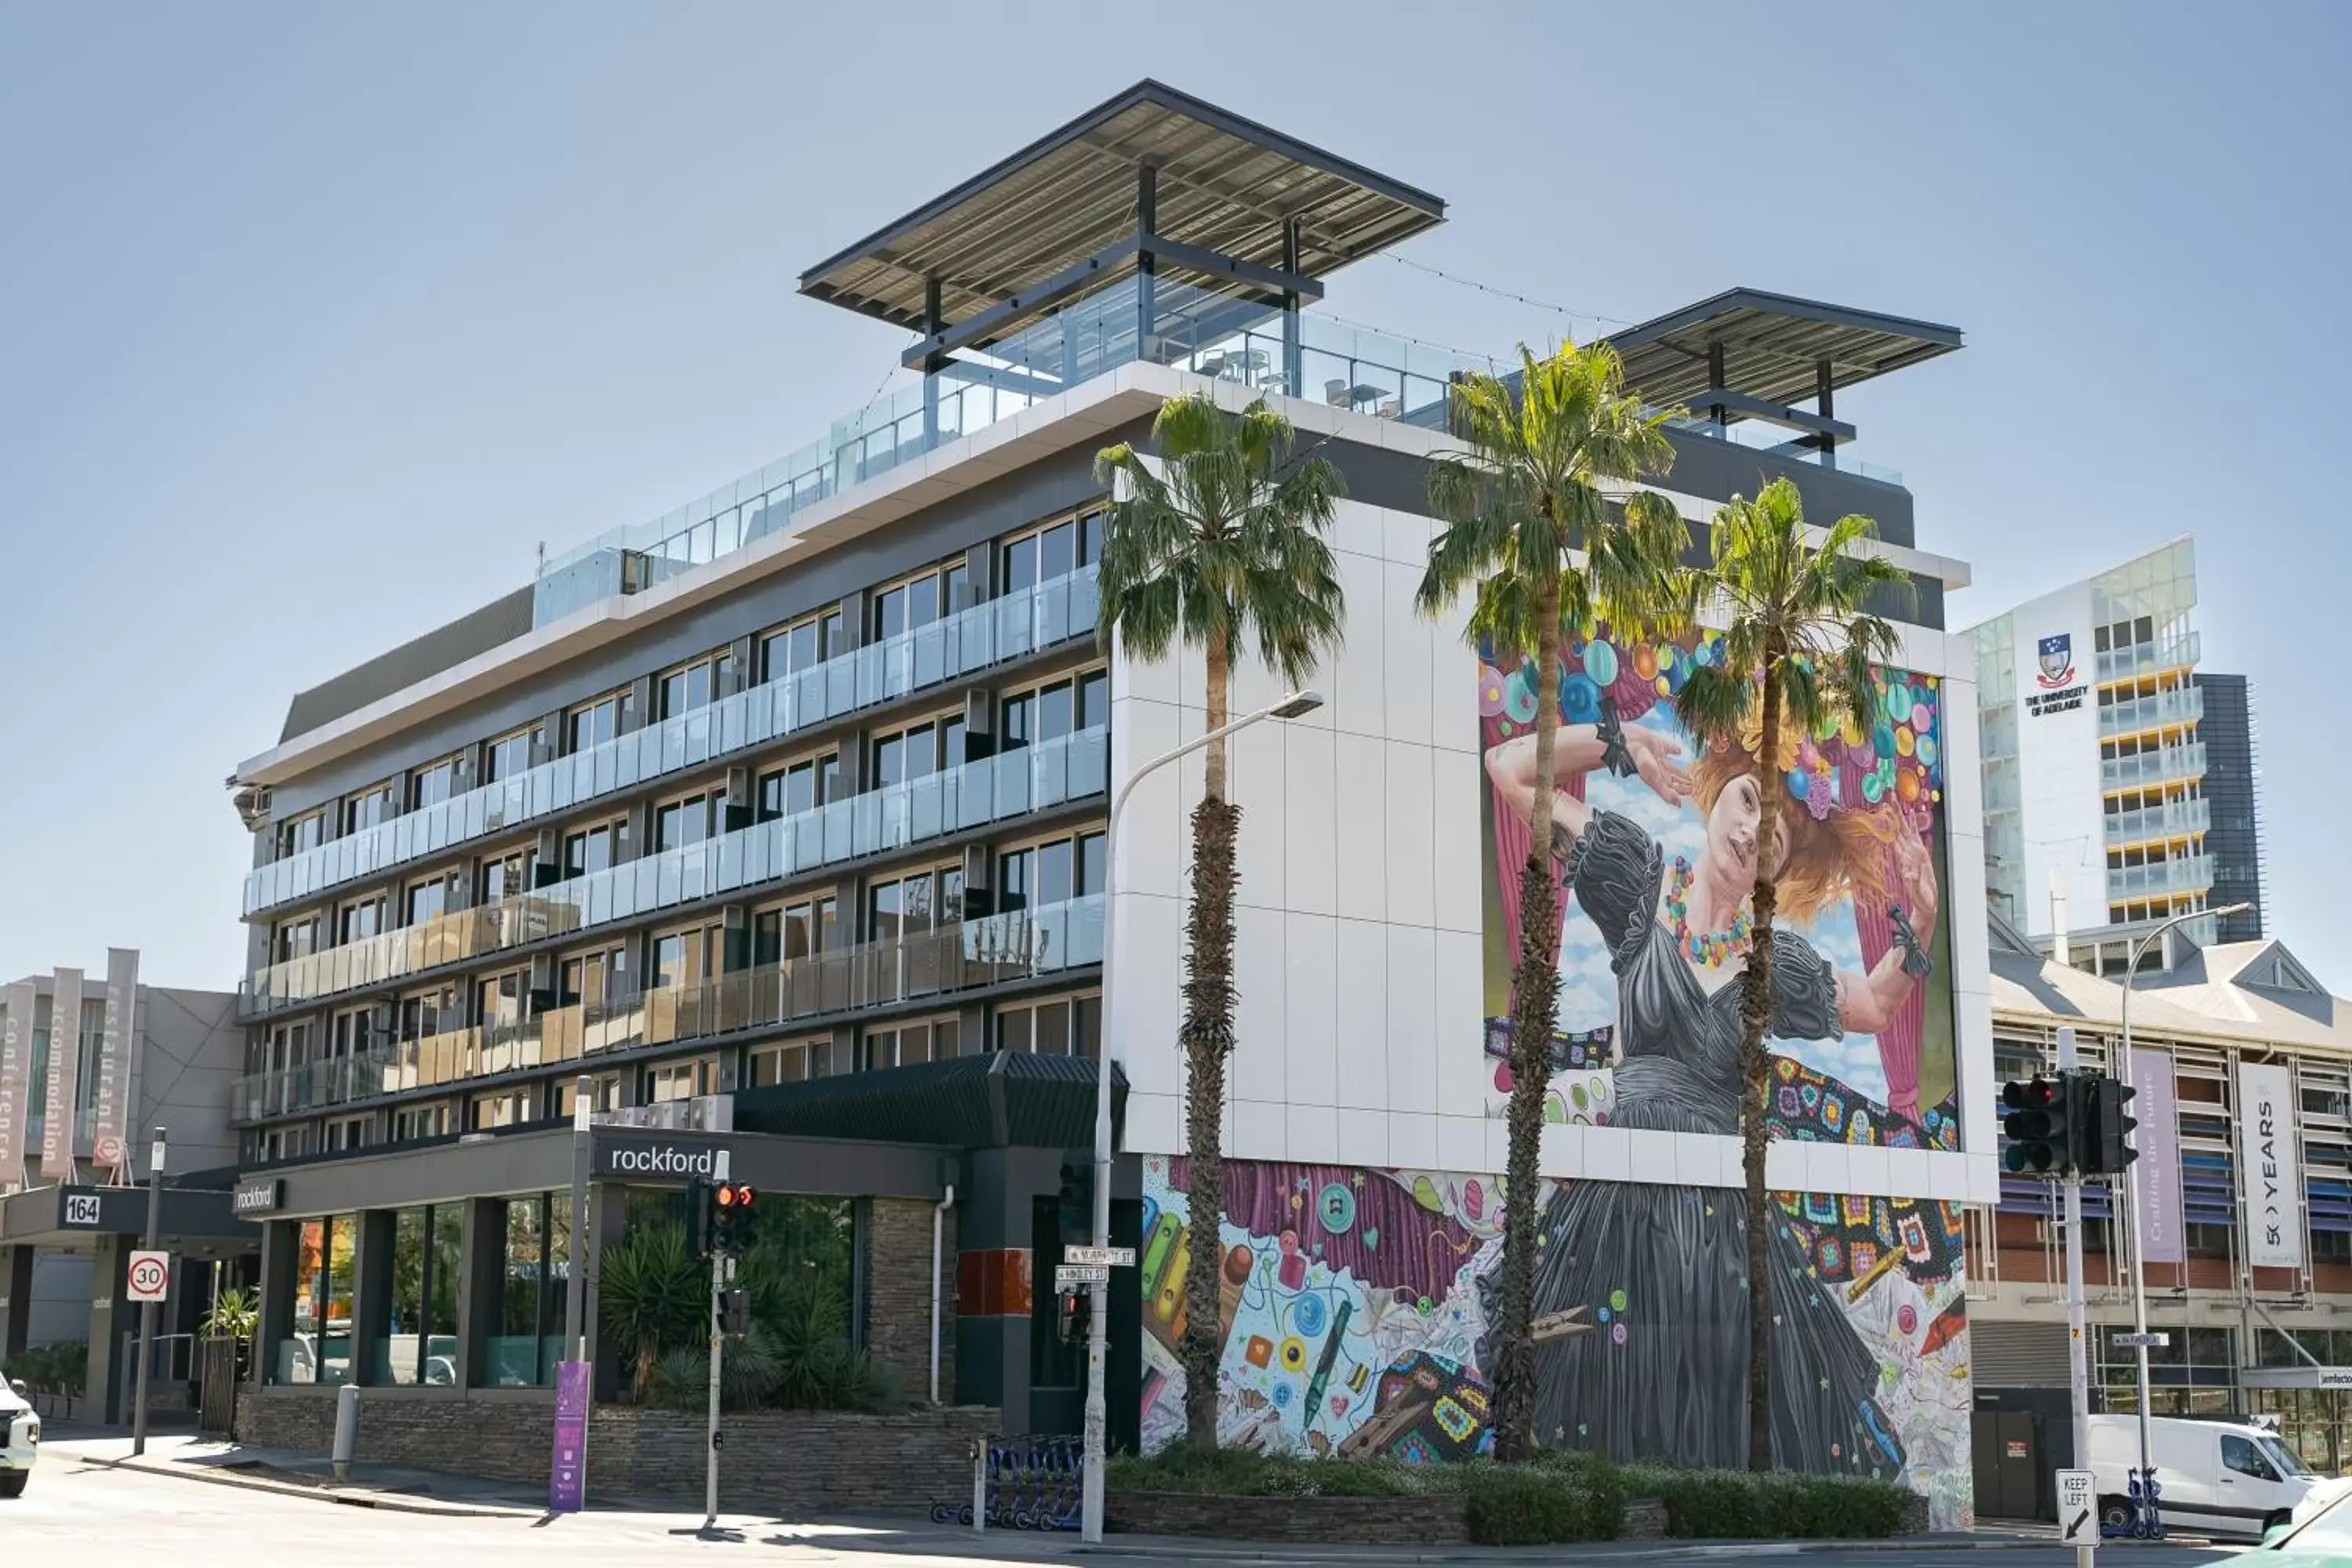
(1664, 856), (1751, 965)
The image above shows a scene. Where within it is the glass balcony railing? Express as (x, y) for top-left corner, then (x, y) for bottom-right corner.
(2098, 685), (2203, 738)
(238, 725), (1110, 1017)
(246, 566), (1100, 918)
(230, 894), (1105, 1121)
(2100, 742), (2206, 793)
(2106, 854), (2213, 902)
(2104, 797), (2211, 846)
(2096, 630), (2201, 684)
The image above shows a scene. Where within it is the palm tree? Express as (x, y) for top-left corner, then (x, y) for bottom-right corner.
(1415, 343), (1692, 1462)
(1096, 392), (1346, 1450)
(1673, 474), (1911, 1472)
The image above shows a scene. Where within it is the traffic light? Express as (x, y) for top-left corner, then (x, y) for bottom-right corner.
(712, 1181), (758, 1254)
(2085, 1076), (2140, 1176)
(2002, 1073), (2086, 1176)
(1056, 1286), (1090, 1347)
(1056, 1159), (1091, 1244)
(717, 1287), (750, 1336)
(688, 1178), (714, 1259)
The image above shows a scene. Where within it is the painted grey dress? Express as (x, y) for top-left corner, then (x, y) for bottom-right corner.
(1501, 809), (1905, 1476)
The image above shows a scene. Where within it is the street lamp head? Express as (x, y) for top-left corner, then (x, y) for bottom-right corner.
(1267, 690), (1324, 720)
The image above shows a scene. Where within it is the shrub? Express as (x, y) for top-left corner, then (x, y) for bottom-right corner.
(1653, 1469), (1912, 1539)
(1106, 1447), (1432, 1497)
(1461, 1465), (1591, 1545)
(1105, 1446), (1628, 1544)
(3, 1341), (87, 1396)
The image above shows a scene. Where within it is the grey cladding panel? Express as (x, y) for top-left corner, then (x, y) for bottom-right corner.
(281, 586), (535, 742)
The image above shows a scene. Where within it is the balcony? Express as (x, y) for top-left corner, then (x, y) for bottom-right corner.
(2098, 685), (2203, 739)
(239, 725), (1109, 1017)
(2096, 630), (2200, 684)
(2100, 742), (2206, 793)
(245, 564), (1099, 918)
(2106, 853), (2213, 902)
(2104, 797), (2211, 847)
(230, 895), (1105, 1122)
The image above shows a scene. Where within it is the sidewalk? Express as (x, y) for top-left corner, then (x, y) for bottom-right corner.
(48, 1427), (545, 1518)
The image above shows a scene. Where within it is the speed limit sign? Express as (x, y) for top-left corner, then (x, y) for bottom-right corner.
(126, 1250), (171, 1303)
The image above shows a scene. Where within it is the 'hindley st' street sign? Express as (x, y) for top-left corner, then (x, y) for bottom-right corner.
(1055, 1264), (1111, 1290)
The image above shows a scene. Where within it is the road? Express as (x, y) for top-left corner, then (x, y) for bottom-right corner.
(5, 1439), (2252, 1568)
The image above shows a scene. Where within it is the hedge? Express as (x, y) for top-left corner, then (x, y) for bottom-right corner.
(1626, 1465), (1915, 1539)
(1105, 1447), (1628, 1544)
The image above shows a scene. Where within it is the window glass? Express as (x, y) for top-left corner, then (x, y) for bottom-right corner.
(1039, 681), (1073, 742)
(485, 730), (532, 783)
(343, 784), (395, 835)
(1002, 533), (1039, 593)
(2223, 1433), (2277, 1481)
(406, 878), (447, 927)
(1040, 520), (1076, 582)
(567, 695), (621, 755)
(874, 584), (908, 641)
(1000, 693), (1033, 753)
(411, 758), (459, 811)
(1079, 669), (1109, 726)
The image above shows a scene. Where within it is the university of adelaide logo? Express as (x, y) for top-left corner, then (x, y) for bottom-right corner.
(2036, 632), (2076, 689)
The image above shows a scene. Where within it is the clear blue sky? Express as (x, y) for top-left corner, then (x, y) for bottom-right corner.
(2, 2), (2345, 991)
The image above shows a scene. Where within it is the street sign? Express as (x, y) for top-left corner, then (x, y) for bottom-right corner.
(2057, 1468), (2096, 1545)
(1055, 1263), (1111, 1290)
(1063, 1246), (1135, 1268)
(63, 1192), (102, 1227)
(2113, 1331), (2170, 1348)
(126, 1250), (171, 1304)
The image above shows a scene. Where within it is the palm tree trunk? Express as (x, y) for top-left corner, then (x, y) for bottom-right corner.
(1492, 586), (1564, 1464)
(1740, 647), (1784, 1472)
(1183, 636), (1240, 1450)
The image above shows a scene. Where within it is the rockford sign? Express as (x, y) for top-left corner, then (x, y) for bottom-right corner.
(594, 1131), (738, 1180)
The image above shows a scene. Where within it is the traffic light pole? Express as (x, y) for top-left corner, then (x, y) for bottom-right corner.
(2057, 1032), (2093, 1568)
(705, 1149), (730, 1530)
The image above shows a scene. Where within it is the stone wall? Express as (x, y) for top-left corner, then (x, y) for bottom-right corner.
(236, 1388), (993, 1515)
(864, 1196), (953, 1401)
(1105, 1491), (1472, 1545)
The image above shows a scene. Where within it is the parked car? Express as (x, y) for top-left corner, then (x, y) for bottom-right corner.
(2257, 1475), (2352, 1559)
(2089, 1414), (2318, 1540)
(1, 1376), (38, 1498)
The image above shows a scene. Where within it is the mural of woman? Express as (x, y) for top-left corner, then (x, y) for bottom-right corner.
(1480, 701), (1939, 1473)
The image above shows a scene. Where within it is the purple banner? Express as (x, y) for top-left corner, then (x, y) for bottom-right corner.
(549, 1358), (590, 1512)
(2129, 1048), (2183, 1265)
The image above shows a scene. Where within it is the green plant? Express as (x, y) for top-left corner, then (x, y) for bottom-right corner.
(1461, 1464), (1588, 1545)
(1416, 343), (1692, 1460)
(1672, 475), (1915, 1469)
(201, 1285), (260, 1340)
(649, 1323), (787, 1412)
(1096, 392), (1346, 1450)
(4, 1340), (88, 1396)
(596, 1221), (706, 1402)
(1651, 1468), (1912, 1538)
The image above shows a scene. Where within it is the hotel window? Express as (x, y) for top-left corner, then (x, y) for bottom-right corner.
(478, 846), (532, 906)
(651, 923), (717, 991)
(996, 829), (1106, 913)
(657, 648), (735, 720)
(653, 788), (724, 851)
(483, 727), (534, 783)
(378, 1204), (462, 1386)
(325, 1116), (372, 1152)
(396, 985), (459, 1042)
(748, 1036), (834, 1087)
(862, 1014), (959, 1071)
(566, 690), (625, 756)
(1000, 509), (1102, 593)
(867, 863), (963, 943)
(869, 713), (963, 788)
(753, 896), (837, 965)
(273, 913), (321, 963)
(561, 818), (627, 880)
(550, 1073), (621, 1118)
(342, 781), (396, 836)
(995, 992), (1102, 1058)
(328, 1007), (374, 1062)
(405, 869), (459, 927)
(870, 557), (969, 642)
(758, 608), (846, 686)
(756, 750), (840, 822)
(647, 1054), (720, 1103)
(469, 1088), (532, 1131)
(557, 945), (630, 1007)
(476, 970), (524, 1032)
(275, 809), (325, 860)
(336, 895), (384, 946)
(390, 1103), (449, 1143)
(1000, 667), (1109, 753)
(408, 754), (462, 811)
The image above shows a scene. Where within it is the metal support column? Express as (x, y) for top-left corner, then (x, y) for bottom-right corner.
(922, 276), (943, 448)
(1816, 357), (1838, 469)
(2058, 1030), (2092, 1568)
(1280, 216), (1303, 396)
(1134, 165), (1157, 365)
(1706, 340), (1728, 430)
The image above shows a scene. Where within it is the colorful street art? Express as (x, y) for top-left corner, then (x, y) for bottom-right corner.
(1140, 1155), (1975, 1530)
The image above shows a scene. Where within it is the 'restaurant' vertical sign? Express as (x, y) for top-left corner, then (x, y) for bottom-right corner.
(92, 949), (140, 1176)
(0, 980), (34, 1189)
(40, 967), (85, 1174)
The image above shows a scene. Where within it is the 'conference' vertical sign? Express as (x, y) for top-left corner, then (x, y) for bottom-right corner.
(39, 967), (85, 1174)
(0, 980), (34, 1189)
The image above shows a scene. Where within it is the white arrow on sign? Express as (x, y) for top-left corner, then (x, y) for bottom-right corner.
(126, 1249), (172, 1304)
(1063, 1246), (1135, 1268)
(2056, 1469), (2096, 1545)
(1054, 1264), (1111, 1290)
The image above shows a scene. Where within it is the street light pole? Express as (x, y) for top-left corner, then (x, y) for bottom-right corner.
(1080, 688), (1323, 1545)
(132, 1125), (165, 1457)
(2118, 901), (2249, 1528)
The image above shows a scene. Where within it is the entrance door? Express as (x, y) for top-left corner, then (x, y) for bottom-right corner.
(1973, 1410), (2044, 1519)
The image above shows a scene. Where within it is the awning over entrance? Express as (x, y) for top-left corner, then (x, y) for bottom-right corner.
(0, 1182), (256, 1252)
(2241, 1367), (2352, 1390)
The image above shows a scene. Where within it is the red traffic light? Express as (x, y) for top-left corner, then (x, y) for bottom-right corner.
(713, 1181), (757, 1210)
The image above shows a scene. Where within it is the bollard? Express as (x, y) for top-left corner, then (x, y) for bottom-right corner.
(331, 1384), (360, 1484)
(971, 1436), (987, 1534)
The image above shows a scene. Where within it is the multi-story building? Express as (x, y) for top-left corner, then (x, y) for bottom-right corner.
(0, 955), (253, 1422)
(1971, 914), (2352, 1510)
(219, 81), (1987, 1523)
(1971, 538), (2270, 971)
(2194, 673), (2267, 944)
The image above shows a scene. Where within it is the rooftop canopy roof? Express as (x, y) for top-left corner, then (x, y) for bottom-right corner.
(797, 79), (1445, 350)
(1604, 287), (1963, 412)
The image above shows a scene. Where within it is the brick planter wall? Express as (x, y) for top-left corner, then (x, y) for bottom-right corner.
(237, 1388), (994, 1515)
(1105, 1490), (1471, 1545)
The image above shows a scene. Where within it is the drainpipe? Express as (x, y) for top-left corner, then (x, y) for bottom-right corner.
(931, 1184), (956, 1405)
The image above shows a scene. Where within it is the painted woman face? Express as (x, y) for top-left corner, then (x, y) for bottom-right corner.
(1706, 771), (1773, 884)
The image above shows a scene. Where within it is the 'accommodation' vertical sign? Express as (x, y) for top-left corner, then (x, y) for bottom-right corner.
(40, 967), (84, 1175)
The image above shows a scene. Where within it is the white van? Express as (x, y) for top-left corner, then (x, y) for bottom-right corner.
(2087, 1414), (2317, 1539)
(0, 1376), (38, 1499)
